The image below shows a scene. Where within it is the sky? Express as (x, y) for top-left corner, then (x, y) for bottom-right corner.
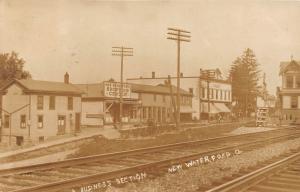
(0, 0), (300, 94)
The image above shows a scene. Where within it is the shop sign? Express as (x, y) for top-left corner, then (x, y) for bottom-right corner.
(104, 81), (131, 98)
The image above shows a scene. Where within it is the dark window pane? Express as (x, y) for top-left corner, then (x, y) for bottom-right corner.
(286, 76), (293, 88)
(291, 96), (298, 109)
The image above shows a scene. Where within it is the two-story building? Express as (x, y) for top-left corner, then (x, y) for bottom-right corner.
(0, 73), (82, 146)
(76, 80), (193, 127)
(127, 68), (232, 121)
(132, 83), (193, 123)
(76, 81), (140, 127)
(278, 59), (300, 124)
(199, 69), (232, 121)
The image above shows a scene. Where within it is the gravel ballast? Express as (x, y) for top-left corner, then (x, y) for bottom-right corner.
(104, 138), (300, 192)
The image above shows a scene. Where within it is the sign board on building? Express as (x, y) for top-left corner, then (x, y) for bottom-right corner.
(104, 81), (131, 98)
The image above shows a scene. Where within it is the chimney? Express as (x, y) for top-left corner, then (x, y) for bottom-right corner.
(152, 71), (155, 78)
(64, 72), (69, 84)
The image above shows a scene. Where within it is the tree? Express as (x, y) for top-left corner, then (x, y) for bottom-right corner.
(0, 51), (31, 81)
(229, 48), (260, 117)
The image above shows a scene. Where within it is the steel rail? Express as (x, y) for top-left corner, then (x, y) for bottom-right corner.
(0, 127), (297, 176)
(206, 151), (300, 192)
(9, 132), (300, 192)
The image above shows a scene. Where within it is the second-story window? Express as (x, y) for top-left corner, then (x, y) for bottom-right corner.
(291, 96), (298, 109)
(210, 89), (214, 99)
(296, 76), (300, 88)
(37, 96), (44, 110)
(216, 90), (219, 100)
(49, 96), (56, 110)
(4, 115), (9, 128)
(20, 115), (26, 129)
(153, 94), (157, 102)
(286, 76), (293, 88)
(163, 95), (166, 103)
(220, 90), (223, 100)
(202, 88), (205, 99)
(68, 97), (73, 110)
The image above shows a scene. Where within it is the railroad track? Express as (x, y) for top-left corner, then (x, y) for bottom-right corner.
(0, 127), (299, 192)
(206, 150), (300, 192)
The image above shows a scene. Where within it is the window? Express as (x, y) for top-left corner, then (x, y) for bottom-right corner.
(216, 90), (219, 100)
(286, 76), (293, 88)
(37, 96), (44, 110)
(296, 76), (300, 88)
(202, 88), (205, 98)
(291, 96), (298, 109)
(220, 90), (223, 100)
(229, 91), (231, 100)
(167, 108), (171, 118)
(68, 97), (73, 110)
(38, 115), (43, 129)
(4, 115), (9, 128)
(163, 95), (166, 103)
(58, 116), (66, 127)
(210, 89), (214, 99)
(39, 136), (45, 143)
(143, 107), (147, 119)
(20, 115), (26, 128)
(224, 91), (227, 100)
(49, 96), (55, 110)
(153, 94), (157, 102)
(148, 107), (152, 119)
(153, 107), (157, 120)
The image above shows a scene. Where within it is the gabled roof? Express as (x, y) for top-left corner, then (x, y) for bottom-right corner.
(75, 83), (105, 98)
(279, 60), (300, 75)
(0, 79), (83, 95)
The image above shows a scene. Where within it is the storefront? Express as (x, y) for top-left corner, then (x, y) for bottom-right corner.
(77, 81), (141, 127)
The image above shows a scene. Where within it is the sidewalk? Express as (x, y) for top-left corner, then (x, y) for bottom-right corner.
(0, 127), (120, 162)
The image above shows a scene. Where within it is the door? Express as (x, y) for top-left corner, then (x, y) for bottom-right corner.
(75, 113), (81, 133)
(16, 136), (24, 146)
(57, 115), (66, 135)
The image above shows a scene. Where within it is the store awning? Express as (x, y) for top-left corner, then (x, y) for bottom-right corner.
(201, 103), (219, 113)
(180, 106), (196, 113)
(201, 103), (231, 113)
(214, 103), (231, 113)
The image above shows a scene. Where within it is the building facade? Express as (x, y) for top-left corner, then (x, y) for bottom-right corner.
(127, 68), (232, 121)
(76, 80), (193, 127)
(278, 59), (300, 124)
(132, 83), (193, 123)
(199, 69), (232, 120)
(0, 74), (82, 146)
(76, 81), (140, 127)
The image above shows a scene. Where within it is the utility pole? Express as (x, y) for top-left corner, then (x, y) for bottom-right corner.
(207, 80), (210, 123)
(112, 46), (133, 129)
(167, 27), (191, 129)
